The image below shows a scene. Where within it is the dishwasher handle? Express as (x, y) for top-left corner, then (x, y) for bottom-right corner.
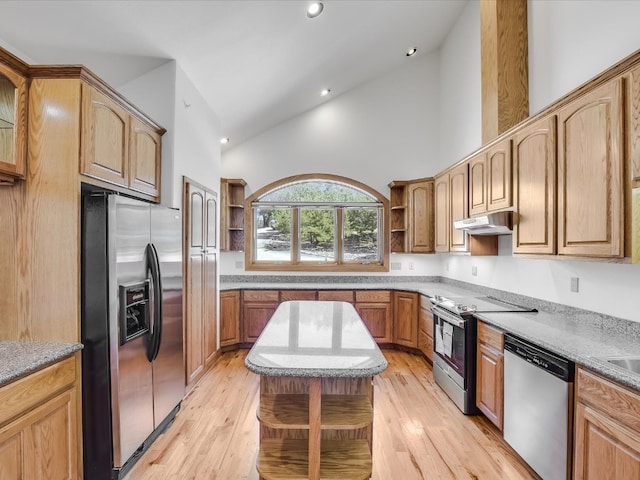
(504, 334), (574, 382)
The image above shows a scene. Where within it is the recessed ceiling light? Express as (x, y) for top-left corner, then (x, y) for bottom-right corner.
(220, 137), (229, 145)
(406, 47), (418, 57)
(320, 88), (331, 97)
(307, 2), (324, 18)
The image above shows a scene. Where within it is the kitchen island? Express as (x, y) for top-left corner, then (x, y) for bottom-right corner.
(245, 300), (388, 480)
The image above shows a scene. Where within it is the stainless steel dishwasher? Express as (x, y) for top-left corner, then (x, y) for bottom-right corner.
(503, 334), (574, 480)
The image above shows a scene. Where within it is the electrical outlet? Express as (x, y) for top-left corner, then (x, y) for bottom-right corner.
(408, 262), (414, 270)
(235, 260), (244, 269)
(390, 262), (401, 271)
(570, 277), (579, 293)
(472, 265), (478, 276)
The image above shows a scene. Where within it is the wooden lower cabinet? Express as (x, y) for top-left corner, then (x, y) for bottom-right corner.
(418, 296), (434, 362)
(476, 321), (504, 430)
(574, 367), (640, 479)
(0, 355), (79, 480)
(220, 290), (241, 347)
(392, 291), (418, 348)
(243, 290), (279, 343)
(355, 290), (392, 344)
(257, 376), (373, 480)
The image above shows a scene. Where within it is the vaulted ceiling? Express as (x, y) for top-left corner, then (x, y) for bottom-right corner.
(0, 1), (467, 148)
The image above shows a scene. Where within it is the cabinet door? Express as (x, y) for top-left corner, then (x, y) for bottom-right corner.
(434, 174), (450, 252)
(557, 79), (624, 257)
(487, 138), (512, 212)
(393, 292), (418, 348)
(449, 164), (468, 252)
(408, 180), (434, 253)
(476, 343), (503, 430)
(574, 402), (640, 480)
(628, 65), (640, 183)
(418, 299), (434, 362)
(0, 388), (78, 480)
(129, 117), (161, 199)
(469, 153), (487, 216)
(185, 185), (205, 385)
(243, 302), (278, 343)
(356, 303), (392, 344)
(0, 63), (27, 179)
(220, 291), (241, 347)
(81, 84), (129, 187)
(203, 251), (217, 368)
(512, 115), (557, 254)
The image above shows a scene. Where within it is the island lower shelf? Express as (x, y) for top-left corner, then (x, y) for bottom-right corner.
(257, 376), (374, 480)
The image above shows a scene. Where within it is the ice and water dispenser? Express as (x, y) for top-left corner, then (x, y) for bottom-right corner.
(119, 280), (151, 345)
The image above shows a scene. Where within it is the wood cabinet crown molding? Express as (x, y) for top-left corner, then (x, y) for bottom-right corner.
(29, 65), (165, 134)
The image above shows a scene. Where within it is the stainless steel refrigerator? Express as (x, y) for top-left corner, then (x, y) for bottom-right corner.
(81, 192), (185, 480)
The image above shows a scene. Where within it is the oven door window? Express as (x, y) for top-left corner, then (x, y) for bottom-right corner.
(434, 314), (466, 375)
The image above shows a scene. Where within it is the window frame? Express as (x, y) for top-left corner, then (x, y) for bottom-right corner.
(244, 173), (389, 272)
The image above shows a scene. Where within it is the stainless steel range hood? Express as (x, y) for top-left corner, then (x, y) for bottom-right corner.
(453, 211), (513, 235)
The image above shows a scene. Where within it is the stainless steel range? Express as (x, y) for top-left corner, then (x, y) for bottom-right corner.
(430, 295), (536, 414)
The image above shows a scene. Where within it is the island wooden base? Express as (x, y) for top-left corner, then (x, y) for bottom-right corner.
(256, 376), (374, 480)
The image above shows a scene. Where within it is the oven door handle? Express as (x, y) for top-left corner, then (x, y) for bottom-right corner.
(432, 306), (466, 328)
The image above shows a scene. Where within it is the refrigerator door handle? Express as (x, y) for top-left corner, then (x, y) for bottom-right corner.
(145, 243), (163, 362)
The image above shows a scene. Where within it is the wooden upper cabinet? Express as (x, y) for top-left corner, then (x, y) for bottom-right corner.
(0, 62), (27, 181)
(434, 173), (450, 252)
(630, 65), (640, 183)
(407, 180), (434, 253)
(557, 79), (624, 257)
(512, 115), (557, 254)
(486, 138), (512, 212)
(129, 116), (161, 198)
(81, 84), (130, 187)
(469, 140), (512, 217)
(449, 163), (469, 252)
(82, 83), (163, 202)
(469, 153), (487, 216)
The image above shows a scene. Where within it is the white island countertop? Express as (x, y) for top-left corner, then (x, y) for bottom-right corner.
(245, 300), (388, 378)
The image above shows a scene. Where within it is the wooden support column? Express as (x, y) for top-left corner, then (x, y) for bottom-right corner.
(480, 0), (529, 144)
(308, 377), (322, 480)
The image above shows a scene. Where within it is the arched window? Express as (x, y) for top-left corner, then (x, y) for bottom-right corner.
(245, 174), (389, 271)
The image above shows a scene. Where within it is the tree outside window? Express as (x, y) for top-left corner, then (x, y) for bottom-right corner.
(247, 174), (389, 271)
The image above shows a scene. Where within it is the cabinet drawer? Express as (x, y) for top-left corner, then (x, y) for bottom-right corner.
(318, 290), (354, 303)
(280, 290), (317, 302)
(243, 290), (279, 302)
(577, 367), (640, 432)
(0, 355), (76, 427)
(477, 321), (503, 351)
(355, 290), (391, 303)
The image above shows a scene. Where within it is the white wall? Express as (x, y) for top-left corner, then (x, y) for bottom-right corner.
(437, 0), (640, 322)
(528, 0), (640, 115)
(119, 63), (222, 208)
(222, 51), (441, 197)
(437, 0), (481, 171)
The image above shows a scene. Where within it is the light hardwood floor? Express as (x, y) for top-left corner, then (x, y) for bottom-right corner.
(125, 349), (538, 480)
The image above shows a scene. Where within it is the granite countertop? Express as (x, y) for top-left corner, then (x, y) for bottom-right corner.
(0, 341), (83, 386)
(224, 276), (640, 391)
(475, 310), (640, 391)
(245, 300), (388, 378)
